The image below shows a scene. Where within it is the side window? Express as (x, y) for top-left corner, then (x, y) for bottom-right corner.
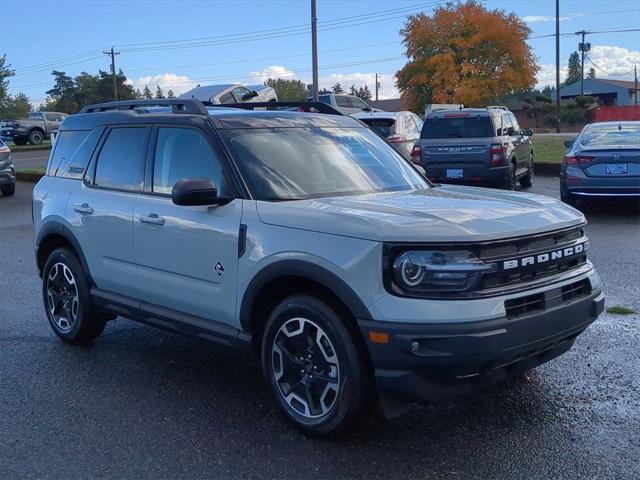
(501, 114), (513, 136)
(49, 129), (96, 178)
(232, 86), (252, 102)
(45, 112), (57, 121)
(94, 127), (148, 191)
(350, 97), (368, 110)
(219, 92), (236, 104)
(335, 96), (352, 108)
(152, 127), (223, 195)
(509, 113), (520, 133)
(411, 114), (423, 133)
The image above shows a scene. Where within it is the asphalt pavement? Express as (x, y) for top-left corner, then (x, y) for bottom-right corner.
(1, 178), (639, 479)
(10, 149), (51, 170)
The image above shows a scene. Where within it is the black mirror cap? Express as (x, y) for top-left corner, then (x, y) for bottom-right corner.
(522, 128), (534, 136)
(564, 140), (574, 149)
(172, 178), (219, 206)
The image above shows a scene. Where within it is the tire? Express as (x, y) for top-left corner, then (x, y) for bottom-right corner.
(261, 295), (373, 438)
(561, 190), (578, 208)
(503, 163), (517, 190)
(520, 157), (534, 188)
(28, 129), (44, 145)
(42, 248), (106, 344)
(12, 137), (27, 146)
(1, 183), (15, 196)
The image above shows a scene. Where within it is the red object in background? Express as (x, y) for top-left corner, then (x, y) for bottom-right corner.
(592, 106), (640, 122)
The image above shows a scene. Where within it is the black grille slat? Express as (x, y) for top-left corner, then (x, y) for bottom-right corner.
(505, 279), (590, 319)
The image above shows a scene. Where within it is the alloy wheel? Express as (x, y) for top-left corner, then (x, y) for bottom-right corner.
(271, 317), (340, 419)
(46, 262), (79, 332)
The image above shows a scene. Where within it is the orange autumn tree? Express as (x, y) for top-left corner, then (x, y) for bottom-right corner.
(396, 1), (539, 111)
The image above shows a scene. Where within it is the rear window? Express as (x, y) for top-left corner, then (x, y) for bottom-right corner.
(49, 130), (98, 179)
(579, 125), (640, 149)
(360, 118), (395, 138)
(93, 127), (148, 191)
(421, 115), (494, 139)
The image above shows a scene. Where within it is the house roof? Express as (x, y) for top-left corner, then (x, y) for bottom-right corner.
(595, 79), (637, 90)
(368, 98), (408, 112)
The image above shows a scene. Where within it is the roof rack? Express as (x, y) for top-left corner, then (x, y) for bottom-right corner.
(79, 99), (208, 115)
(218, 101), (344, 116)
(486, 105), (508, 111)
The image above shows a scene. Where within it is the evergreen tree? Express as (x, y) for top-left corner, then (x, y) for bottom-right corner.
(142, 85), (153, 99)
(587, 67), (596, 79)
(0, 54), (15, 101)
(167, 89), (175, 98)
(155, 85), (164, 99)
(331, 83), (344, 94)
(565, 52), (581, 86)
(349, 84), (357, 96)
(264, 78), (307, 101)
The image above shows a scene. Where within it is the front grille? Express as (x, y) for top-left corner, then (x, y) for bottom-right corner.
(505, 279), (590, 319)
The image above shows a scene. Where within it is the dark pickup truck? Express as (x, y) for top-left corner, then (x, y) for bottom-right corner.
(4, 111), (67, 145)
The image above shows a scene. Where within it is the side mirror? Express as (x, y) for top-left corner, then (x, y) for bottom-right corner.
(362, 106), (372, 112)
(564, 140), (574, 149)
(172, 178), (227, 206)
(414, 164), (427, 176)
(522, 128), (534, 136)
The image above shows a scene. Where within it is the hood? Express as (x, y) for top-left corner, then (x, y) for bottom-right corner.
(256, 185), (585, 243)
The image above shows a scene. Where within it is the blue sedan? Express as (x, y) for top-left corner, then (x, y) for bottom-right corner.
(560, 121), (640, 206)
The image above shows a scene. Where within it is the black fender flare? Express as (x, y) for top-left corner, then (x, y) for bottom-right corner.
(239, 259), (373, 332)
(36, 221), (94, 286)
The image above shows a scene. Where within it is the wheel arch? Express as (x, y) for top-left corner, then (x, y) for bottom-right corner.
(36, 222), (94, 286)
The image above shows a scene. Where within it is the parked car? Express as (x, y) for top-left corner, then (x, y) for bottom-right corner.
(424, 103), (463, 117)
(560, 121), (640, 206)
(0, 138), (15, 196)
(353, 111), (423, 159)
(0, 119), (18, 143)
(33, 99), (603, 437)
(412, 106), (534, 190)
(180, 83), (277, 105)
(310, 93), (375, 116)
(10, 111), (67, 145)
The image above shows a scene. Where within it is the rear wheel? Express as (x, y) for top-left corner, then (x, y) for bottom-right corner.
(42, 248), (106, 344)
(1, 183), (15, 196)
(261, 295), (373, 437)
(28, 130), (44, 145)
(520, 157), (534, 188)
(561, 190), (578, 208)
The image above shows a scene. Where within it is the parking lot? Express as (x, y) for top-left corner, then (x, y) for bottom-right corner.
(1, 177), (639, 479)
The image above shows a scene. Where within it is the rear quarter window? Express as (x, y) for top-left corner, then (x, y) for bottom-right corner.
(421, 115), (494, 139)
(49, 129), (102, 179)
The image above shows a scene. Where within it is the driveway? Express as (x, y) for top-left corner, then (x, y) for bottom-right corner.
(1, 178), (638, 479)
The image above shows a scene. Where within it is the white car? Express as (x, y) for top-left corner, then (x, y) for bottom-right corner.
(180, 84), (277, 105)
(353, 111), (423, 159)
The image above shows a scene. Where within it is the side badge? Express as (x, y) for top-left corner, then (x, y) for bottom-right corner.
(215, 262), (225, 276)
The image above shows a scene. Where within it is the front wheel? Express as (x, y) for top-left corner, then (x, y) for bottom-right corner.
(1, 183), (15, 196)
(28, 130), (44, 145)
(520, 158), (534, 188)
(502, 163), (516, 190)
(261, 295), (373, 437)
(42, 248), (106, 344)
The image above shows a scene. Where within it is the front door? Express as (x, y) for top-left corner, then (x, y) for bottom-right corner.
(133, 126), (242, 325)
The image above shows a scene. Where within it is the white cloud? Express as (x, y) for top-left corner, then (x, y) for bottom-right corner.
(535, 63), (566, 89)
(244, 65), (295, 84)
(319, 72), (399, 99)
(587, 45), (640, 79)
(126, 73), (198, 96)
(523, 15), (570, 23)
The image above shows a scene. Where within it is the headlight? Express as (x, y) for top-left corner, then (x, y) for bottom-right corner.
(389, 250), (496, 297)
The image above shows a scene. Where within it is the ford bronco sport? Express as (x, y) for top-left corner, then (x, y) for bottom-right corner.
(33, 99), (604, 437)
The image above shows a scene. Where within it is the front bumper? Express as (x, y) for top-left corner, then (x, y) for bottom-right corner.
(359, 285), (604, 404)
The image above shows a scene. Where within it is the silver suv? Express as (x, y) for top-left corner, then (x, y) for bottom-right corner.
(33, 99), (604, 437)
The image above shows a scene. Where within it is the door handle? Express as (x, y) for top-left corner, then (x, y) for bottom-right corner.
(139, 213), (165, 226)
(73, 203), (94, 215)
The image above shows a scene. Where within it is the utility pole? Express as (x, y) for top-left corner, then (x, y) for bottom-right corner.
(103, 47), (120, 101)
(375, 73), (380, 101)
(577, 30), (590, 96)
(311, 0), (319, 102)
(555, 0), (561, 133)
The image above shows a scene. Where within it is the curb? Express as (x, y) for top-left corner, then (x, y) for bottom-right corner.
(10, 146), (52, 153)
(16, 172), (45, 182)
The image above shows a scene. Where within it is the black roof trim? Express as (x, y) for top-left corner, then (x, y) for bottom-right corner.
(79, 99), (208, 115)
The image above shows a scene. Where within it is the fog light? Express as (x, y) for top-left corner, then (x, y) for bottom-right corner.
(411, 341), (420, 353)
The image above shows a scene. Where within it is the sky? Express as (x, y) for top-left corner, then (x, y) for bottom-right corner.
(0, 0), (639, 106)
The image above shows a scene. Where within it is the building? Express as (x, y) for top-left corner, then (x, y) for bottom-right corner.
(559, 78), (638, 106)
(368, 98), (408, 111)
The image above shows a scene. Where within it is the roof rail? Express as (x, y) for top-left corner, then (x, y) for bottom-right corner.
(218, 101), (344, 116)
(79, 99), (209, 115)
(486, 105), (508, 111)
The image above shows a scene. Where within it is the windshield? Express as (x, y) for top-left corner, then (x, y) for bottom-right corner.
(359, 118), (395, 138)
(220, 127), (427, 200)
(28, 112), (43, 119)
(421, 115), (494, 139)
(579, 124), (640, 149)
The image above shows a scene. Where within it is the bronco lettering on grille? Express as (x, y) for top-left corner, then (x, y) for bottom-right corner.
(503, 243), (585, 270)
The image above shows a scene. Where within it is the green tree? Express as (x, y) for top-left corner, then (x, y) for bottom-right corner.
(142, 85), (153, 99)
(587, 67), (596, 79)
(167, 89), (175, 99)
(331, 82), (344, 94)
(0, 93), (32, 119)
(0, 54), (15, 100)
(355, 85), (372, 101)
(264, 78), (307, 101)
(565, 51), (581, 86)
(349, 84), (357, 96)
(45, 70), (76, 113)
(155, 85), (164, 99)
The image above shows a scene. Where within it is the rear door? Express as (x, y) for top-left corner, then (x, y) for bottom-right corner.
(69, 126), (149, 295)
(132, 125), (242, 324)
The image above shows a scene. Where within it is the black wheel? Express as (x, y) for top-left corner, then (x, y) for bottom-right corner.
(261, 295), (373, 437)
(561, 190), (578, 208)
(520, 158), (534, 188)
(503, 163), (516, 190)
(1, 183), (15, 196)
(12, 137), (27, 146)
(42, 248), (106, 344)
(28, 130), (44, 145)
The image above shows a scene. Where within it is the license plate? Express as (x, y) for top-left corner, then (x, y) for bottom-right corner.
(606, 163), (627, 175)
(446, 168), (463, 179)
